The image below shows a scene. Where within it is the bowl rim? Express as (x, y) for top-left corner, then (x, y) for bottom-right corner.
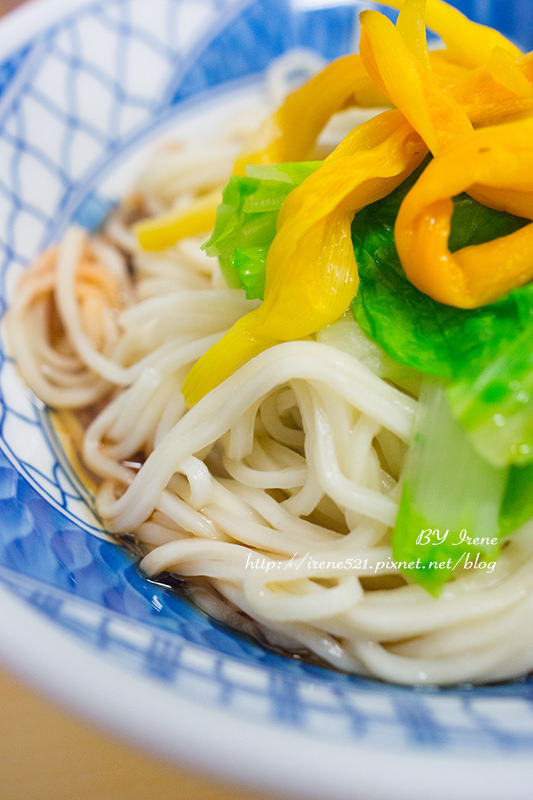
(1, 579), (532, 800)
(0, 0), (90, 49)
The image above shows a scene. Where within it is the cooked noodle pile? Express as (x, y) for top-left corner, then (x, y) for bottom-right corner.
(7, 54), (533, 687)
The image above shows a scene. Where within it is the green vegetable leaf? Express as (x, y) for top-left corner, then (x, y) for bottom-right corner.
(392, 381), (508, 594)
(204, 161), (321, 295)
(351, 165), (531, 380)
(232, 246), (267, 300)
(500, 463), (533, 535)
(448, 318), (533, 468)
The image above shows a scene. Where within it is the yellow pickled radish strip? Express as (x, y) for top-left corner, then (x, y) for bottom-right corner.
(467, 184), (533, 221)
(394, 118), (533, 309)
(136, 55), (387, 252)
(233, 54), (388, 175)
(183, 111), (426, 406)
(486, 47), (533, 98)
(428, 51), (468, 87)
(449, 52), (533, 125)
(427, 48), (533, 115)
(395, 0), (430, 69)
(359, 8), (472, 155)
(256, 211), (359, 336)
(266, 110), (426, 307)
(383, 0), (521, 67)
(134, 189), (221, 251)
(180, 214), (355, 409)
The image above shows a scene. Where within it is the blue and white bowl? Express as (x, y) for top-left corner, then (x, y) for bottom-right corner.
(0, 1), (532, 798)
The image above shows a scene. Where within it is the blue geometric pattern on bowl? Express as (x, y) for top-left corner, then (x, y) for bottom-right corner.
(0, 0), (532, 756)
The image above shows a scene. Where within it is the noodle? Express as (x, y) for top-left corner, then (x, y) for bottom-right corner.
(6, 15), (533, 687)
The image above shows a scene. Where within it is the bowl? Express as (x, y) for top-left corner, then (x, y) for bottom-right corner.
(0, 1), (532, 799)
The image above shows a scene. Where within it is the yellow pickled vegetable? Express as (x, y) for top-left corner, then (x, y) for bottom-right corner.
(182, 0), (533, 404)
(359, 5), (472, 154)
(383, 0), (521, 67)
(377, 0), (533, 129)
(363, 1), (533, 309)
(134, 189), (221, 251)
(394, 117), (533, 308)
(182, 110), (426, 405)
(137, 0), (526, 254)
(136, 53), (389, 252)
(233, 53), (389, 175)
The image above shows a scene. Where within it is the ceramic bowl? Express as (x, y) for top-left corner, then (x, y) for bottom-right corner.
(0, 2), (532, 798)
